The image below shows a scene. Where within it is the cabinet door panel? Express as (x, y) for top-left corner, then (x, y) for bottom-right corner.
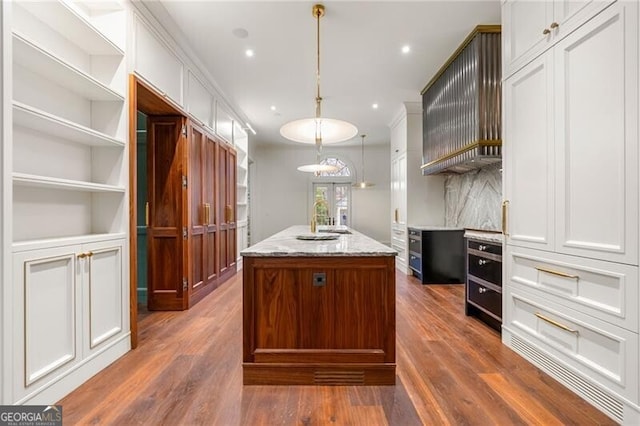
(504, 54), (554, 250)
(14, 248), (80, 387)
(554, 2), (638, 264)
(334, 267), (390, 353)
(147, 116), (188, 310)
(503, 0), (553, 77)
(85, 241), (124, 351)
(133, 15), (183, 106)
(188, 124), (206, 294)
(253, 268), (333, 349)
(553, 0), (615, 42)
(204, 136), (218, 284)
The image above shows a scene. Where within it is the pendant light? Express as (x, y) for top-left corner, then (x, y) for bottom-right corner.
(353, 134), (375, 188)
(286, 4), (358, 173)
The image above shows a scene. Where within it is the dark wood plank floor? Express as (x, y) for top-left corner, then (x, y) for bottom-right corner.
(59, 271), (615, 425)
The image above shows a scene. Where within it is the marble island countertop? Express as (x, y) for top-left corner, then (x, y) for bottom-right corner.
(241, 225), (397, 257)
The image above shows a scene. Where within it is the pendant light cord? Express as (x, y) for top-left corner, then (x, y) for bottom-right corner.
(361, 135), (366, 183)
(314, 5), (324, 150)
(315, 6), (321, 117)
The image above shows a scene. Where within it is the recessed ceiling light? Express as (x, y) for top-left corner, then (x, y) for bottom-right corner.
(270, 105), (277, 111)
(401, 45), (411, 54)
(232, 28), (249, 39)
(245, 49), (254, 58)
(372, 103), (379, 109)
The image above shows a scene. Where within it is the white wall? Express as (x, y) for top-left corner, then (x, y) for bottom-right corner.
(251, 143), (391, 244)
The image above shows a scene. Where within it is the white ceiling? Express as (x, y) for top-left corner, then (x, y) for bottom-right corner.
(150, 1), (501, 147)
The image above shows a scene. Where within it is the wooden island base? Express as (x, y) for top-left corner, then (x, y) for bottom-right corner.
(242, 253), (396, 386)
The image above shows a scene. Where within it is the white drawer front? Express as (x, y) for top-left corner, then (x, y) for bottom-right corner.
(505, 287), (638, 400)
(507, 247), (638, 332)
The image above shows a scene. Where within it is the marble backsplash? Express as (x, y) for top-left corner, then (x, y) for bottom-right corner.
(444, 163), (502, 230)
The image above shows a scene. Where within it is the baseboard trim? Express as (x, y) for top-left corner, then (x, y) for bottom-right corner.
(15, 333), (131, 405)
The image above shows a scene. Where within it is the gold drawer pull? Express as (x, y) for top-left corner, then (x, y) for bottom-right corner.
(535, 312), (579, 334)
(542, 28), (551, 35)
(535, 266), (579, 280)
(77, 253), (87, 259)
(550, 22), (559, 29)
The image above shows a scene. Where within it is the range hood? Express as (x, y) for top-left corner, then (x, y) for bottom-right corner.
(421, 25), (501, 175)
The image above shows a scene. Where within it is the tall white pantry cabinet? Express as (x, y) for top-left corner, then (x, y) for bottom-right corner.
(502, 0), (640, 423)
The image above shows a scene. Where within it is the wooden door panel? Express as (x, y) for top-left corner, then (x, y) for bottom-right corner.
(334, 267), (387, 350)
(191, 235), (204, 292)
(147, 115), (187, 310)
(189, 124), (206, 294)
(253, 268), (333, 349)
(254, 268), (298, 348)
(205, 136), (218, 283)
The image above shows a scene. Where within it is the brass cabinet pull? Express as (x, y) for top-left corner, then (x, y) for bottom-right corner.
(203, 203), (211, 224)
(86, 251), (93, 258)
(550, 22), (559, 29)
(394, 208), (399, 223)
(535, 312), (579, 334)
(145, 202), (149, 227)
(543, 28), (551, 35)
(501, 200), (509, 236)
(77, 253), (87, 259)
(535, 266), (579, 280)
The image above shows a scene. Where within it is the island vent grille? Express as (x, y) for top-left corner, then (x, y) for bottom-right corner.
(314, 370), (364, 385)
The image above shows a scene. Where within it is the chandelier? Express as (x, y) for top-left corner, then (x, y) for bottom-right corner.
(280, 4), (358, 173)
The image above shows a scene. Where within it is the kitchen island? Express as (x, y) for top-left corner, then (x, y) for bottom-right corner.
(241, 225), (397, 385)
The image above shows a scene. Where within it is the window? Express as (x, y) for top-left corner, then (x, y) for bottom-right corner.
(311, 156), (353, 226)
(313, 183), (351, 226)
(318, 157), (351, 177)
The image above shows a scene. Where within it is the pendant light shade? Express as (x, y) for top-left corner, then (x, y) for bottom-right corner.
(288, 4), (357, 173)
(280, 118), (358, 145)
(353, 134), (375, 188)
(297, 163), (339, 173)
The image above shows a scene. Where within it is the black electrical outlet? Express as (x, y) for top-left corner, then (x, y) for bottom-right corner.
(313, 272), (326, 287)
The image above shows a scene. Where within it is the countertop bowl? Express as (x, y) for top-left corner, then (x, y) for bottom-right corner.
(296, 234), (340, 241)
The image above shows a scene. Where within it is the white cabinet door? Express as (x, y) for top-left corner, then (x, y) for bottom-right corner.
(554, 1), (638, 265)
(504, 53), (555, 251)
(391, 154), (407, 272)
(12, 238), (126, 400)
(186, 71), (213, 128)
(503, 0), (553, 77)
(82, 239), (126, 356)
(553, 0), (615, 42)
(13, 245), (82, 398)
(503, 0), (615, 78)
(391, 153), (407, 226)
(133, 14), (184, 106)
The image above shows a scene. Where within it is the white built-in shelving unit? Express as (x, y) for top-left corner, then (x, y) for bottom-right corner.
(5, 0), (130, 405)
(234, 122), (250, 264)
